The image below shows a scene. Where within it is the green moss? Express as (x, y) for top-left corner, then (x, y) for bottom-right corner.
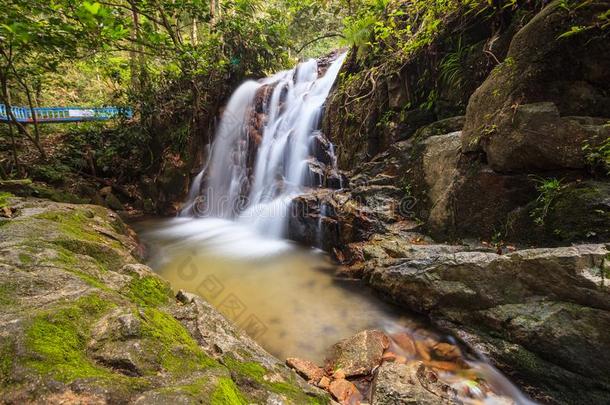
(125, 276), (173, 307)
(223, 356), (266, 381)
(29, 184), (89, 204)
(0, 192), (14, 209)
(25, 294), (114, 382)
(36, 210), (102, 243)
(223, 356), (328, 404)
(18, 253), (33, 265)
(0, 283), (16, 307)
(0, 338), (15, 386)
(48, 246), (107, 290)
(139, 308), (217, 373)
(53, 239), (125, 272)
(211, 377), (248, 405)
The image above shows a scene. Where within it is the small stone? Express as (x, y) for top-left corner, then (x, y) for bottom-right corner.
(424, 360), (462, 372)
(332, 369), (346, 380)
(176, 290), (196, 304)
(286, 358), (325, 382)
(390, 333), (417, 356)
(371, 362), (456, 404)
(329, 379), (362, 404)
(318, 375), (331, 390)
(415, 341), (431, 361)
(1, 206), (13, 218)
(117, 314), (141, 338)
(381, 352), (397, 362)
(99, 186), (112, 196)
(432, 343), (461, 361)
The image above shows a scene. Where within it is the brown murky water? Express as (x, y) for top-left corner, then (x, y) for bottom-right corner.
(134, 217), (411, 362)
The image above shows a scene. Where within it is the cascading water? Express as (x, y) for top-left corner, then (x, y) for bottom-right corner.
(182, 53), (347, 237)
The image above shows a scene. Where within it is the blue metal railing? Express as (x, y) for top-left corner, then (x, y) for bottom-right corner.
(0, 104), (133, 123)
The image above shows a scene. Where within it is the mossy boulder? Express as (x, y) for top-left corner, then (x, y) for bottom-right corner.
(462, 1), (610, 168)
(0, 197), (328, 404)
(508, 180), (610, 244)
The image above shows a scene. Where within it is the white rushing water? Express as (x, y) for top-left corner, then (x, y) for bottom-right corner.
(182, 53), (347, 238)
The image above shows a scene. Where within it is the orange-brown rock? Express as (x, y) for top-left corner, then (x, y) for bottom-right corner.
(415, 341), (431, 361)
(286, 357), (325, 382)
(390, 332), (417, 357)
(329, 379), (362, 404)
(318, 376), (331, 390)
(432, 342), (461, 361)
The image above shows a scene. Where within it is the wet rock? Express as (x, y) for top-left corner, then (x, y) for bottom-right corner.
(310, 131), (335, 166)
(389, 333), (417, 357)
(364, 243), (610, 403)
(287, 189), (389, 252)
(371, 362), (456, 405)
(318, 375), (331, 390)
(326, 330), (389, 377)
(329, 379), (362, 404)
(303, 159), (347, 190)
(286, 358), (325, 382)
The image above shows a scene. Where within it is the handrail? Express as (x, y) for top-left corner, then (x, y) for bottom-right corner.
(0, 104), (133, 123)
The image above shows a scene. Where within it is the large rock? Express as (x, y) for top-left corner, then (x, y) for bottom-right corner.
(509, 180), (610, 244)
(364, 243), (610, 403)
(371, 362), (456, 405)
(462, 1), (610, 169)
(472, 102), (609, 172)
(0, 196), (327, 404)
(421, 132), (462, 231)
(326, 330), (389, 377)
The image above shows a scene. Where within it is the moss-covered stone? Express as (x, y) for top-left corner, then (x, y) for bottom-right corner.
(0, 192), (14, 209)
(543, 180), (610, 243)
(139, 307), (217, 373)
(0, 338), (15, 387)
(124, 275), (173, 307)
(24, 294), (114, 382)
(211, 377), (248, 405)
(0, 197), (326, 403)
(223, 356), (328, 404)
(0, 283), (16, 308)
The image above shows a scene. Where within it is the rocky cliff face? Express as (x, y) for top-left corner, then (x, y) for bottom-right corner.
(321, 0), (609, 245)
(0, 195), (327, 404)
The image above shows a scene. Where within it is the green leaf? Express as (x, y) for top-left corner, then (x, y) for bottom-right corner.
(82, 1), (101, 15)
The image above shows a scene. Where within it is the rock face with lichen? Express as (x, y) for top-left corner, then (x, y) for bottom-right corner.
(0, 196), (327, 404)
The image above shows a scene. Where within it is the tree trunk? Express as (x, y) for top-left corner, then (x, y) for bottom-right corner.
(0, 73), (46, 160)
(1, 77), (20, 174)
(191, 17), (199, 45)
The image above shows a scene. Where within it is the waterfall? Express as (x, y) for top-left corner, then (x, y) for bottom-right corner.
(183, 53), (347, 238)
